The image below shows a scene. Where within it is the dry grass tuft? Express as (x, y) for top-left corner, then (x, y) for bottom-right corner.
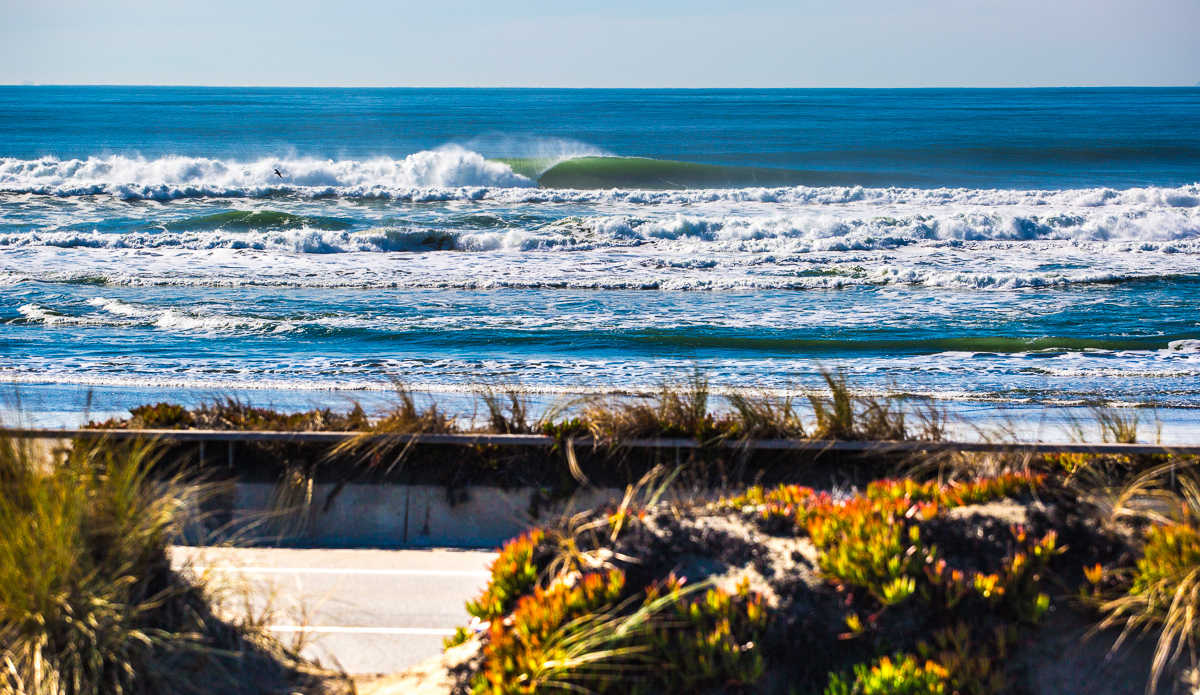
(371, 384), (456, 436)
(94, 398), (368, 433)
(0, 436), (186, 693)
(1098, 518), (1200, 693)
(576, 371), (718, 443)
(1067, 405), (1147, 446)
(726, 391), (806, 440)
(1085, 458), (1200, 693)
(478, 387), (533, 435)
(807, 370), (911, 441)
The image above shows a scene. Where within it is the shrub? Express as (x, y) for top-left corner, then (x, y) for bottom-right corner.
(0, 434), (347, 694)
(644, 576), (767, 691)
(130, 402), (194, 429)
(476, 569), (627, 695)
(475, 569), (767, 695)
(443, 625), (472, 650)
(825, 653), (949, 695)
(918, 623), (1012, 695)
(468, 530), (546, 622)
(828, 624), (1012, 695)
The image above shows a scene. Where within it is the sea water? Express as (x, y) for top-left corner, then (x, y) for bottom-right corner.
(1, 87), (1198, 437)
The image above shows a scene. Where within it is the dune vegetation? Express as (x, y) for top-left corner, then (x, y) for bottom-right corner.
(435, 444), (1200, 695)
(14, 371), (1200, 692)
(83, 371), (950, 495)
(0, 433), (349, 695)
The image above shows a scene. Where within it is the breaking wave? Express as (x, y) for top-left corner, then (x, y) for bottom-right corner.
(3, 209), (1198, 254)
(1, 150), (1198, 205)
(0, 146), (535, 199)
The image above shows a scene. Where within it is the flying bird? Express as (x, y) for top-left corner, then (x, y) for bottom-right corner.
(274, 168), (283, 179)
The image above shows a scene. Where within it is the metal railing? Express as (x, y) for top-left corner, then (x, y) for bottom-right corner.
(6, 427), (1200, 456)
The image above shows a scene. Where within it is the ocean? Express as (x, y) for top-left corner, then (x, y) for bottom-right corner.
(2, 87), (1198, 437)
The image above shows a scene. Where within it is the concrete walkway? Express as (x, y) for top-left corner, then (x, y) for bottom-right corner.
(171, 546), (496, 674)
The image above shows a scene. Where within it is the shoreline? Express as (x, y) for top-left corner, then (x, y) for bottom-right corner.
(7, 381), (1199, 444)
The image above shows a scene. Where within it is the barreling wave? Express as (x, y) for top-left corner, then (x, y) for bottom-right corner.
(2, 149), (1199, 205)
(534, 156), (923, 189)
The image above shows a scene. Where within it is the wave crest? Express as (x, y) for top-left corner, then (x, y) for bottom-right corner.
(0, 146), (535, 199)
(1, 151), (1198, 206)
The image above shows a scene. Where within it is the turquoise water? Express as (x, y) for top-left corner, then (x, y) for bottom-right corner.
(1, 88), (1198, 432)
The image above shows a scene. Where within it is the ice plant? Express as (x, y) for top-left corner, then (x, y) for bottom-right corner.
(825, 653), (949, 695)
(468, 530), (545, 621)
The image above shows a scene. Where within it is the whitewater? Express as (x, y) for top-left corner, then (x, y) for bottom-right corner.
(2, 151), (1197, 292)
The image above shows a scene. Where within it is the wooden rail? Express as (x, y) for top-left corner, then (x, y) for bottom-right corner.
(6, 428), (1200, 456)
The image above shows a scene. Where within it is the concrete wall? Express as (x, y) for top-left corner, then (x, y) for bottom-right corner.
(185, 483), (626, 549)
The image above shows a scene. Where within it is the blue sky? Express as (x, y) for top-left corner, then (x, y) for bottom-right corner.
(2, 0), (1197, 87)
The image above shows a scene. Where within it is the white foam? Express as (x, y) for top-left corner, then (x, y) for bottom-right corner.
(17, 304), (70, 325)
(0, 147), (534, 199)
(1, 152), (1198, 207)
(3, 350), (1199, 403)
(17, 296), (289, 333)
(2, 234), (1198, 292)
(3, 204), (1197, 258)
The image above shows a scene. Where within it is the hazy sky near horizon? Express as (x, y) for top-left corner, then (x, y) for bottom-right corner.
(2, 0), (1197, 88)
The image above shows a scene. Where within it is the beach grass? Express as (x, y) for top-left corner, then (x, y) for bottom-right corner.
(71, 370), (1187, 501)
(86, 370), (926, 443)
(0, 432), (346, 694)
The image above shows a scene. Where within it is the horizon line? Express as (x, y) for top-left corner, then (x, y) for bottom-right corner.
(4, 83), (1198, 90)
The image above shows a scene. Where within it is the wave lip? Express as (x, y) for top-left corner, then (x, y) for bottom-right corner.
(0, 146), (536, 200)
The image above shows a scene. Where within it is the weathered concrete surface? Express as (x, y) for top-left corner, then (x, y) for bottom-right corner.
(354, 639), (479, 695)
(172, 546), (496, 674)
(189, 483), (622, 548)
